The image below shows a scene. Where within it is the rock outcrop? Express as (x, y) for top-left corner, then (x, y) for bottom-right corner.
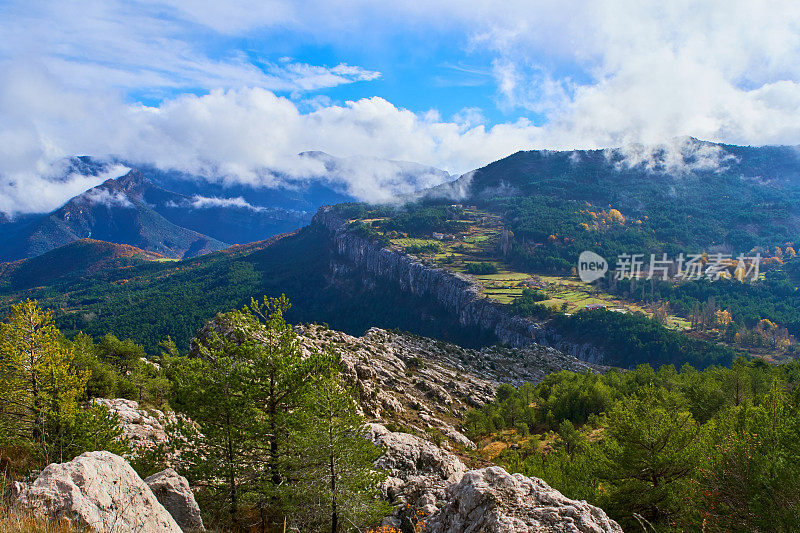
(145, 468), (205, 532)
(92, 398), (173, 453)
(368, 423), (466, 484)
(295, 325), (605, 448)
(368, 423), (467, 530)
(426, 466), (623, 533)
(368, 424), (622, 533)
(13, 451), (182, 533)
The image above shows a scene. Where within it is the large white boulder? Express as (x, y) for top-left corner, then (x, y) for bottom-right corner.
(425, 466), (623, 533)
(13, 451), (182, 533)
(145, 468), (205, 532)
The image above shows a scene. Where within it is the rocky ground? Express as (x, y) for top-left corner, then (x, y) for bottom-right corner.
(297, 325), (607, 449)
(8, 324), (619, 532)
(11, 431), (620, 533)
(92, 398), (174, 451)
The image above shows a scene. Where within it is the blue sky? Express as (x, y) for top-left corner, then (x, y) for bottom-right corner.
(2, 0), (800, 213)
(133, 34), (508, 124)
(119, 9), (520, 126)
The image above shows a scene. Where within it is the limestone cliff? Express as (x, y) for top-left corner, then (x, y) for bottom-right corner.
(313, 207), (607, 364)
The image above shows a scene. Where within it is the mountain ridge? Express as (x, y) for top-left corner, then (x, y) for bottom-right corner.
(0, 153), (451, 261)
(0, 170), (229, 261)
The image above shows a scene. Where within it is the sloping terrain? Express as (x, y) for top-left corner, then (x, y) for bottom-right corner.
(0, 223), (499, 352)
(0, 239), (165, 290)
(0, 171), (229, 261)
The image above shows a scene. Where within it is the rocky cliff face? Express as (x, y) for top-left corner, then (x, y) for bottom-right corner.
(313, 207), (607, 363)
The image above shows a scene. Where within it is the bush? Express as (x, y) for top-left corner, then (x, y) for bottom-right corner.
(405, 242), (442, 254)
(466, 262), (499, 275)
(521, 287), (548, 301)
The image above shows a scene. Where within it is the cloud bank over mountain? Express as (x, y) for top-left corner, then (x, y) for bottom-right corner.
(2, 0), (800, 214)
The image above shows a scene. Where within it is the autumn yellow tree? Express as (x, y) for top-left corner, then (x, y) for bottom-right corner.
(715, 309), (733, 327)
(608, 208), (625, 224)
(0, 300), (88, 463)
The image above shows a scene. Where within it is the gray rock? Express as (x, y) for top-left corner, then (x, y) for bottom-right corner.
(368, 423), (467, 531)
(92, 398), (173, 453)
(145, 468), (205, 531)
(425, 466), (623, 533)
(367, 423), (465, 483)
(9, 481), (29, 501)
(13, 451), (182, 533)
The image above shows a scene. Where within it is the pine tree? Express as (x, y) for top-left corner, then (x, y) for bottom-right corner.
(244, 297), (333, 504)
(170, 296), (335, 528)
(170, 341), (256, 526)
(289, 371), (391, 532)
(0, 300), (89, 463)
(597, 388), (701, 528)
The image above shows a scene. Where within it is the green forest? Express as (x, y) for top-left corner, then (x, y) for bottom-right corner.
(465, 360), (800, 532)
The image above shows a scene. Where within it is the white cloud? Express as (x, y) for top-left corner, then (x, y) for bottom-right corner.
(468, 0), (800, 148)
(82, 188), (135, 209)
(3, 0), (800, 214)
(189, 195), (263, 210)
(605, 137), (738, 175)
(0, 162), (130, 216)
(0, 1), (379, 95)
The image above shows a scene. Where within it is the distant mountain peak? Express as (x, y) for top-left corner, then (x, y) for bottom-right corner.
(112, 169), (148, 189)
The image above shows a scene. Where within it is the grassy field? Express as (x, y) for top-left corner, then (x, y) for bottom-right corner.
(381, 209), (691, 329)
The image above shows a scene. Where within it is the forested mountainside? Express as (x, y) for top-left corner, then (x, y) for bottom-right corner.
(418, 138), (800, 265)
(331, 139), (800, 366)
(0, 205), (744, 370)
(0, 223), (499, 353)
(3, 140), (800, 372)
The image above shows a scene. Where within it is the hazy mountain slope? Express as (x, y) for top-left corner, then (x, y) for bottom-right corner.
(0, 153), (450, 260)
(448, 138), (800, 197)
(0, 171), (228, 261)
(137, 151), (449, 241)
